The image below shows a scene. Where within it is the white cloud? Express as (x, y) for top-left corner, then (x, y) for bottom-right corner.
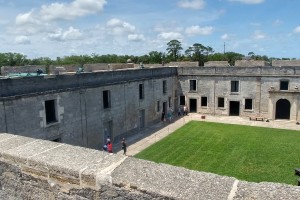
(185, 25), (213, 36)
(221, 34), (229, 40)
(48, 27), (82, 41)
(39, 0), (106, 21)
(106, 18), (135, 35)
(16, 11), (41, 25)
(158, 32), (183, 40)
(128, 34), (145, 41)
(228, 0), (264, 4)
(252, 30), (266, 40)
(15, 0), (106, 25)
(15, 36), (31, 44)
(293, 26), (300, 34)
(178, 0), (205, 9)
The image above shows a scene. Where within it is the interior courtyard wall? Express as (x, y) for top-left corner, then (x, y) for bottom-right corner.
(178, 67), (300, 120)
(0, 68), (177, 149)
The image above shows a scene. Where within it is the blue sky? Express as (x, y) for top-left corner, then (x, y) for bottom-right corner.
(0, 0), (299, 59)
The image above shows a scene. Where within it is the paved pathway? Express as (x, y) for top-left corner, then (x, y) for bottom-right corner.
(116, 113), (300, 156)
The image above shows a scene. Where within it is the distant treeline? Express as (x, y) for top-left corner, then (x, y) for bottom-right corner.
(0, 40), (297, 67)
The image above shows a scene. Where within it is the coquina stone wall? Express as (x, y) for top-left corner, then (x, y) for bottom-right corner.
(0, 133), (299, 200)
(177, 66), (300, 121)
(0, 68), (178, 150)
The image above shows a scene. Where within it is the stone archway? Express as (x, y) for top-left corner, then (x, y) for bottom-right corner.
(275, 99), (290, 120)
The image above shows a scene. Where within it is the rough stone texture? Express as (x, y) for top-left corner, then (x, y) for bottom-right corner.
(0, 133), (300, 200)
(235, 60), (270, 67)
(234, 181), (300, 200)
(0, 67), (177, 151)
(272, 60), (300, 67)
(178, 67), (300, 120)
(204, 61), (230, 67)
(112, 158), (236, 200)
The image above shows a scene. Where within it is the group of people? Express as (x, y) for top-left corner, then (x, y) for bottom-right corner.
(177, 105), (188, 116)
(162, 106), (188, 123)
(102, 136), (127, 156)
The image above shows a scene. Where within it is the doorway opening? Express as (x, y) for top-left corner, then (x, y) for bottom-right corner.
(275, 99), (290, 120)
(189, 98), (197, 113)
(229, 101), (240, 116)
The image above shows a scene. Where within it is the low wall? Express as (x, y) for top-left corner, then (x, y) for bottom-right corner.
(0, 133), (299, 200)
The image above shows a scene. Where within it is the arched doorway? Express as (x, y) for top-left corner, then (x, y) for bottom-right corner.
(275, 99), (290, 120)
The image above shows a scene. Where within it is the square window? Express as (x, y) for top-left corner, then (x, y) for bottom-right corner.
(45, 99), (57, 124)
(280, 80), (289, 90)
(201, 96), (207, 107)
(103, 90), (111, 109)
(231, 81), (239, 92)
(245, 99), (253, 110)
(218, 97), (225, 108)
(163, 80), (167, 94)
(139, 83), (144, 99)
(190, 80), (197, 91)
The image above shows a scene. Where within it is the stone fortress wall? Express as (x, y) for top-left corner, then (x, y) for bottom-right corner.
(0, 133), (299, 200)
(0, 61), (300, 198)
(1, 65), (300, 151)
(0, 67), (178, 150)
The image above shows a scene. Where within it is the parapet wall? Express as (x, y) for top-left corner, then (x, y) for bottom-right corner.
(272, 60), (300, 67)
(0, 67), (177, 98)
(1, 63), (135, 76)
(0, 133), (299, 200)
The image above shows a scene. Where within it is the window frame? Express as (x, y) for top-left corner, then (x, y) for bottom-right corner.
(280, 80), (289, 91)
(231, 80), (239, 93)
(139, 83), (144, 100)
(244, 98), (253, 110)
(103, 90), (111, 109)
(45, 99), (58, 125)
(189, 80), (197, 91)
(201, 96), (208, 107)
(217, 97), (225, 108)
(163, 80), (167, 94)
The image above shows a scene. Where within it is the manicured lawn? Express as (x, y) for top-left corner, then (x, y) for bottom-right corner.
(135, 121), (300, 185)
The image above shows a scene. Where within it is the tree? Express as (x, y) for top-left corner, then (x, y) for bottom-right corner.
(148, 51), (163, 64)
(185, 43), (214, 66)
(224, 52), (244, 66)
(166, 40), (182, 61)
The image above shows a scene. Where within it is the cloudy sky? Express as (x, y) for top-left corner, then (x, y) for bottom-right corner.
(0, 0), (299, 59)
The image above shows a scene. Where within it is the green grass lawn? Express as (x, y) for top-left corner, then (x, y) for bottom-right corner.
(134, 121), (300, 185)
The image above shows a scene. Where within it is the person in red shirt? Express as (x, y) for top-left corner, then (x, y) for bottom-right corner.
(107, 141), (113, 153)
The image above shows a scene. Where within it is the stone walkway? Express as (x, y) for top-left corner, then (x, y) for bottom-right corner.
(116, 113), (300, 156)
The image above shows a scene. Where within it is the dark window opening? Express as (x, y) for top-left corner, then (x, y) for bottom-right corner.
(139, 84), (144, 99)
(201, 96), (207, 107)
(157, 101), (160, 112)
(245, 99), (253, 110)
(103, 90), (111, 109)
(45, 100), (57, 124)
(280, 80), (289, 90)
(190, 80), (197, 91)
(168, 97), (172, 107)
(231, 81), (239, 92)
(218, 97), (224, 108)
(179, 96), (185, 105)
(163, 80), (167, 94)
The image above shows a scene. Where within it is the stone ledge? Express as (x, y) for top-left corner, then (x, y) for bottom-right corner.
(1, 133), (300, 200)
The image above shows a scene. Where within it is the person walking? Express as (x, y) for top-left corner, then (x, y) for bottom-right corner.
(121, 138), (127, 156)
(107, 141), (113, 153)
